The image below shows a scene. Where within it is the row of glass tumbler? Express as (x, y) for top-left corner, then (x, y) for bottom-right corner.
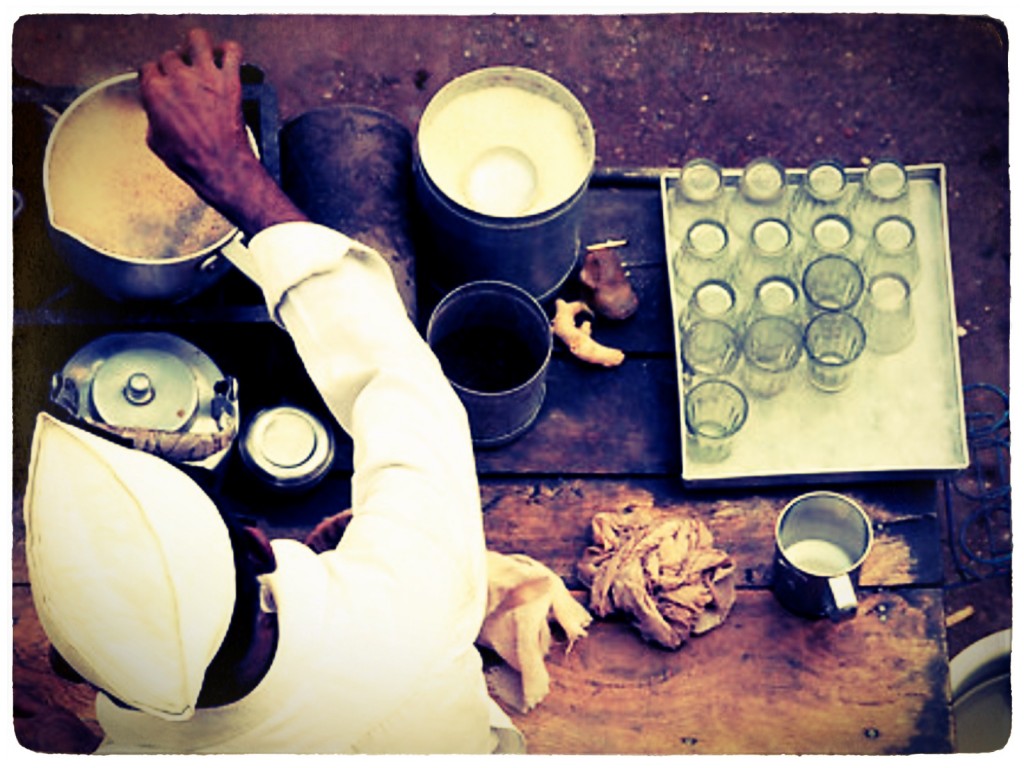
(673, 157), (920, 463)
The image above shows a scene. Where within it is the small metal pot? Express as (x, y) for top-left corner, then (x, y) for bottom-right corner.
(42, 73), (253, 303)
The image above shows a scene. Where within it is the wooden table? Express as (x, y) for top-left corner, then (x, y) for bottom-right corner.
(10, 166), (955, 754)
(466, 175), (955, 754)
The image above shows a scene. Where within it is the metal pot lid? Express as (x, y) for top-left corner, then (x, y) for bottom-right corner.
(241, 406), (334, 488)
(51, 331), (236, 442)
(91, 347), (199, 431)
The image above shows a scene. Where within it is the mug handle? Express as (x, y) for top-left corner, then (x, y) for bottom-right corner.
(826, 574), (858, 621)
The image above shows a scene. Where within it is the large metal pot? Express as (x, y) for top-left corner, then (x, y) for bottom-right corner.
(42, 73), (252, 303)
(414, 67), (595, 302)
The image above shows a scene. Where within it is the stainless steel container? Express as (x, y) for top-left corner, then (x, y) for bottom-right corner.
(414, 67), (595, 301)
(240, 405), (335, 491)
(426, 280), (552, 447)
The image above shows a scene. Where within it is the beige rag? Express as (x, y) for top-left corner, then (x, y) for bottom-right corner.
(478, 552), (592, 713)
(576, 509), (736, 649)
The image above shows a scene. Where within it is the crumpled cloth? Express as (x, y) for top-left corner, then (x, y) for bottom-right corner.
(576, 509), (736, 649)
(478, 552), (592, 713)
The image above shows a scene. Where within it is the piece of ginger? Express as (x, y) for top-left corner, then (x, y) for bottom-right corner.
(551, 298), (625, 367)
(579, 246), (639, 320)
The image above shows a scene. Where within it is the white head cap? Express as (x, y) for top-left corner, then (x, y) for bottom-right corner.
(23, 413), (236, 721)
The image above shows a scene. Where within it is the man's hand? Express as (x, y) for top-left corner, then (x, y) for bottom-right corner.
(139, 28), (307, 237)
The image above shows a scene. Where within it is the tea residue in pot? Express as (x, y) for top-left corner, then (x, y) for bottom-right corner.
(47, 83), (234, 260)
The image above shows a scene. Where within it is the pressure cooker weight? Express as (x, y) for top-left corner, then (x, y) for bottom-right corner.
(46, 81), (234, 260)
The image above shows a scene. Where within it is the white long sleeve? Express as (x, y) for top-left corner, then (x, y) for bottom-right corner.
(246, 221), (488, 647)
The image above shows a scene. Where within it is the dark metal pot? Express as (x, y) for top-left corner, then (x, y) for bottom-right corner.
(42, 73), (251, 303)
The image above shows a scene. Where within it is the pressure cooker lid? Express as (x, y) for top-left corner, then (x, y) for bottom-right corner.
(91, 347), (199, 432)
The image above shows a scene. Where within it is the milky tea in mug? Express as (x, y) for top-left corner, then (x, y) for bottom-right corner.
(772, 492), (873, 620)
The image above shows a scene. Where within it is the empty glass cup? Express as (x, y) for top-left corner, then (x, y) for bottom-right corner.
(670, 158), (727, 238)
(736, 217), (799, 293)
(860, 273), (916, 355)
(802, 254), (865, 316)
(849, 158), (911, 237)
(675, 219), (733, 291)
(726, 157), (789, 243)
(788, 159), (851, 235)
(804, 311), (866, 392)
(746, 275), (804, 327)
(681, 319), (741, 377)
(740, 316), (804, 398)
(862, 215), (921, 288)
(802, 213), (856, 269)
(685, 378), (748, 463)
(683, 279), (741, 330)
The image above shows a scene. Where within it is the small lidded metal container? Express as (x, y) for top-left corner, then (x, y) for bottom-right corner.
(50, 331), (239, 470)
(240, 405), (335, 491)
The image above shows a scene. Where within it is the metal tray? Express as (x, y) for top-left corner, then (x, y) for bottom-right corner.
(662, 163), (969, 486)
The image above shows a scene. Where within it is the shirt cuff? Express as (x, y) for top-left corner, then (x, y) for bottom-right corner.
(246, 222), (369, 326)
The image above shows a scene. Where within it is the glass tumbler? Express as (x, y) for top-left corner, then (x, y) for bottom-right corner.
(675, 219), (733, 291)
(736, 217), (799, 294)
(802, 254), (865, 316)
(862, 215), (920, 288)
(849, 158), (911, 237)
(683, 279), (740, 330)
(788, 159), (851, 235)
(746, 276), (804, 327)
(740, 316), (804, 398)
(860, 273), (916, 355)
(802, 213), (856, 269)
(670, 158), (726, 238)
(804, 311), (866, 392)
(685, 379), (748, 463)
(682, 319), (741, 377)
(726, 157), (789, 243)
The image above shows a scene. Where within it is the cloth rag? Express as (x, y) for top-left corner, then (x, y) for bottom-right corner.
(477, 552), (592, 713)
(576, 509), (736, 649)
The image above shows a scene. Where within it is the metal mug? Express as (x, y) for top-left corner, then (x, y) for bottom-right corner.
(772, 492), (874, 621)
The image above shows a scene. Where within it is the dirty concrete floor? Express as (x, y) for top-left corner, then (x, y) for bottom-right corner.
(9, 11), (1012, 749)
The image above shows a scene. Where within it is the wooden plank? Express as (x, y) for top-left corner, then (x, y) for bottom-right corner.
(480, 477), (943, 589)
(475, 357), (682, 476)
(493, 589), (952, 754)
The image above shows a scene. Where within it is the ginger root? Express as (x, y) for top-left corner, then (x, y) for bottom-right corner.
(580, 246), (639, 320)
(551, 299), (625, 367)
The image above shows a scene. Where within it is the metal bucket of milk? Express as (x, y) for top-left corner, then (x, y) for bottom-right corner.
(414, 67), (595, 302)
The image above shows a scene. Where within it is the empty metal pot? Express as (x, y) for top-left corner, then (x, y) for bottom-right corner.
(426, 280), (552, 447)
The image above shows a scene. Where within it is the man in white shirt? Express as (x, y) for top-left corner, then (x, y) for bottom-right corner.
(23, 27), (521, 754)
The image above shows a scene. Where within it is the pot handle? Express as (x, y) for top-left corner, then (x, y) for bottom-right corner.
(218, 231), (261, 284)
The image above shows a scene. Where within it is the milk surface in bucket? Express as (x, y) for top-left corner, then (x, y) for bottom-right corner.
(418, 80), (592, 218)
